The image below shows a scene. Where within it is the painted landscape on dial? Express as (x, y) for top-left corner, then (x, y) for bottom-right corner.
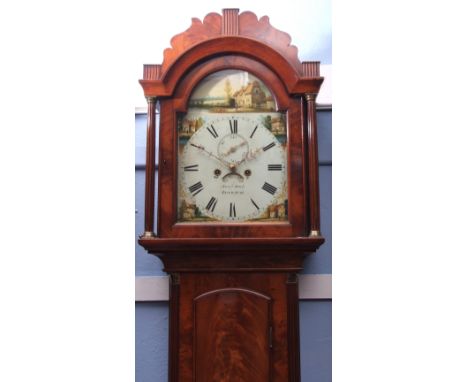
(188, 70), (276, 113)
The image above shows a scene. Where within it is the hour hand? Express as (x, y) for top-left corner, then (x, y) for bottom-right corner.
(190, 143), (204, 151)
(190, 143), (206, 150)
(222, 141), (247, 156)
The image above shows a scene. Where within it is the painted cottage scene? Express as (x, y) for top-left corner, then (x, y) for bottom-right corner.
(188, 70), (276, 112)
(179, 70), (286, 139)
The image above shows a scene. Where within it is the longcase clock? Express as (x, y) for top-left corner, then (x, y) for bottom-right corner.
(138, 9), (324, 382)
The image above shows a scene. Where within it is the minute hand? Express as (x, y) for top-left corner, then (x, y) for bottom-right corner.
(190, 143), (231, 168)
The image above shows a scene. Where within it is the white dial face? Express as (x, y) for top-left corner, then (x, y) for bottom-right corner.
(178, 114), (288, 222)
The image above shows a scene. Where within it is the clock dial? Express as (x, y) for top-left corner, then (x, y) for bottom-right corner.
(179, 114), (287, 222)
(177, 70), (288, 223)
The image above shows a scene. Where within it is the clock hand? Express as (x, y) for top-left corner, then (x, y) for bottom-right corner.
(221, 141), (248, 156)
(235, 146), (264, 166)
(190, 143), (231, 168)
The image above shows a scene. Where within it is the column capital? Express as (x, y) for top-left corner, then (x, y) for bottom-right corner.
(304, 93), (317, 102)
(145, 96), (157, 103)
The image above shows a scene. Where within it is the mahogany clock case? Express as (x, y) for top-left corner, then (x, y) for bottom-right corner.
(137, 9), (326, 382)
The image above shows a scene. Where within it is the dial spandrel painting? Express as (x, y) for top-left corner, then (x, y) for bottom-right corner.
(177, 70), (288, 223)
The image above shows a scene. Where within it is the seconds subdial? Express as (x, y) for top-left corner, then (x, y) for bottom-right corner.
(217, 133), (249, 164)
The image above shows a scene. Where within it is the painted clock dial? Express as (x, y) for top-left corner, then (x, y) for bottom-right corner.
(177, 70), (288, 223)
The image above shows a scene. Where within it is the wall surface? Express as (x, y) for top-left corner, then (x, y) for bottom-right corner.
(135, 107), (332, 381)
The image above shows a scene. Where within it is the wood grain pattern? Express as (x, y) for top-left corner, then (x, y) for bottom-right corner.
(238, 11), (302, 73)
(162, 12), (222, 74)
(174, 273), (290, 382)
(160, 10), (302, 75)
(194, 289), (271, 381)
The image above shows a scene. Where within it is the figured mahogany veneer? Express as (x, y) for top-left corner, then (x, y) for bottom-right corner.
(171, 272), (298, 382)
(194, 288), (271, 381)
(138, 8), (325, 382)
